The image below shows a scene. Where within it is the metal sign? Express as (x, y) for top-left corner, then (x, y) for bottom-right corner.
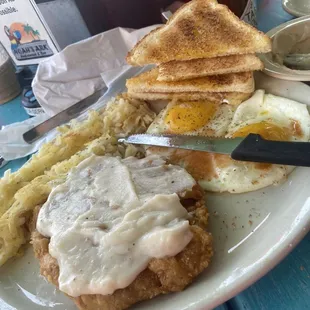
(0, 0), (59, 66)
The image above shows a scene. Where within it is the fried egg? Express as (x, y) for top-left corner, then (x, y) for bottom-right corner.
(226, 90), (310, 141)
(147, 100), (235, 137)
(146, 147), (295, 193)
(146, 91), (310, 193)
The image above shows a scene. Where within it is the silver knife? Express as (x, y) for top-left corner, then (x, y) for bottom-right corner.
(119, 134), (243, 154)
(0, 125), (8, 169)
(118, 133), (310, 167)
(0, 156), (8, 169)
(23, 87), (107, 144)
(23, 65), (152, 144)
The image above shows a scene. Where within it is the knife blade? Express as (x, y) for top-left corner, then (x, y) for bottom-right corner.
(118, 134), (243, 154)
(118, 133), (310, 167)
(23, 87), (107, 144)
(0, 156), (8, 169)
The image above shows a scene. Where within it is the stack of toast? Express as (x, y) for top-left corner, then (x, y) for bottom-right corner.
(126, 0), (271, 105)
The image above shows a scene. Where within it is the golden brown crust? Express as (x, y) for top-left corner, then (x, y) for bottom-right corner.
(126, 68), (255, 94)
(32, 225), (212, 310)
(31, 192), (213, 310)
(158, 55), (264, 81)
(128, 90), (252, 105)
(126, 0), (271, 66)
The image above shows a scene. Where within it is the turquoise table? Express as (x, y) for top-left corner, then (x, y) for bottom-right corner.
(0, 0), (309, 309)
(0, 96), (30, 172)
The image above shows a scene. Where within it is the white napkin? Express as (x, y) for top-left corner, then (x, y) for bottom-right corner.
(32, 26), (158, 116)
(0, 114), (53, 160)
(0, 25), (158, 161)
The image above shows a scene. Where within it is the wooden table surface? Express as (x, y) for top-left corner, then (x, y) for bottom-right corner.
(0, 0), (309, 309)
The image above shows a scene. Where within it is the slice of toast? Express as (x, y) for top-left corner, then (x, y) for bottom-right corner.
(127, 0), (271, 66)
(158, 55), (264, 81)
(126, 68), (255, 94)
(128, 90), (252, 105)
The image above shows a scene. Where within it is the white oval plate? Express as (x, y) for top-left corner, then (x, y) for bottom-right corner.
(0, 73), (310, 310)
(260, 16), (310, 81)
(283, 0), (310, 17)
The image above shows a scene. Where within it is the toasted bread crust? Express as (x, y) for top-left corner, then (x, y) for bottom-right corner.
(128, 91), (252, 105)
(158, 55), (264, 81)
(31, 194), (213, 310)
(126, 68), (255, 94)
(127, 0), (271, 66)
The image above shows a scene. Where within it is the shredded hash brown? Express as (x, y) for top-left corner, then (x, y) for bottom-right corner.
(0, 95), (155, 266)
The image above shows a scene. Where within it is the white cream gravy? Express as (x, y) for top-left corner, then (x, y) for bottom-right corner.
(37, 155), (196, 297)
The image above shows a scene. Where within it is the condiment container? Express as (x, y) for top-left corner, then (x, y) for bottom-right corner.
(0, 44), (21, 105)
(260, 16), (310, 81)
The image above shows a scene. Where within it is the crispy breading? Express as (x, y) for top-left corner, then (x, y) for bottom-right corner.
(31, 195), (213, 310)
(127, 0), (271, 66)
(158, 55), (264, 81)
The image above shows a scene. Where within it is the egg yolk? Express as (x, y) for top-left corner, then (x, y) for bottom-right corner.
(232, 121), (291, 141)
(165, 101), (217, 134)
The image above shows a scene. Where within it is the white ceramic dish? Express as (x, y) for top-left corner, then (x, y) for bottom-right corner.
(0, 73), (310, 310)
(283, 0), (310, 18)
(260, 16), (310, 81)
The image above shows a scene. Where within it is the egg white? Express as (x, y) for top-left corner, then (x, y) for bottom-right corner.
(199, 159), (295, 194)
(227, 90), (310, 141)
(146, 147), (295, 194)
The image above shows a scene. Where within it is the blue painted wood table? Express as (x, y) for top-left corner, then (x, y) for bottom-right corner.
(0, 0), (309, 309)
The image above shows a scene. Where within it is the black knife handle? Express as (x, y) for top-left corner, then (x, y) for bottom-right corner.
(231, 134), (310, 167)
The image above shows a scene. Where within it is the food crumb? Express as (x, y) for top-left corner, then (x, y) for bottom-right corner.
(300, 265), (305, 271)
(249, 220), (253, 226)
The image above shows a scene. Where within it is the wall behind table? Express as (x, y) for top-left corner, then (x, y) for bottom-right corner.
(36, 0), (91, 50)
